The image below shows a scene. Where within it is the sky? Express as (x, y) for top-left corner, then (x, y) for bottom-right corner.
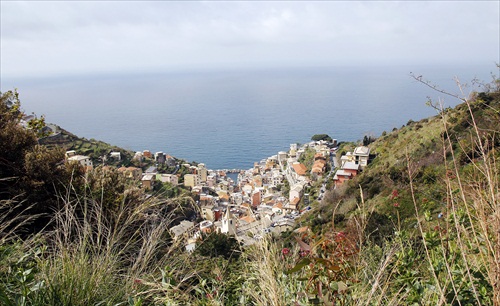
(1, 1), (499, 79)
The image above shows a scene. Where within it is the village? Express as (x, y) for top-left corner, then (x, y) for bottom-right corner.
(64, 137), (371, 252)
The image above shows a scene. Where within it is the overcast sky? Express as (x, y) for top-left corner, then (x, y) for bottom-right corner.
(1, 1), (499, 78)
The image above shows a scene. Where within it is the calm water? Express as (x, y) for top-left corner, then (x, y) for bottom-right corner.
(1, 64), (495, 169)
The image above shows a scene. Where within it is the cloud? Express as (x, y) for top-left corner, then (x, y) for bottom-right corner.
(1, 1), (498, 78)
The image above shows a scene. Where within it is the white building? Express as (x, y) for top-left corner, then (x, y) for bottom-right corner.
(157, 174), (179, 186)
(67, 155), (93, 168)
(353, 146), (370, 169)
(221, 207), (237, 236)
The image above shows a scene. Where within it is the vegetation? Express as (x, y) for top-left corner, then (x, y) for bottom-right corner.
(311, 134), (333, 143)
(1, 69), (499, 305)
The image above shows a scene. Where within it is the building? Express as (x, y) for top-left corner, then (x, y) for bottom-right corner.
(155, 151), (165, 164)
(142, 150), (153, 159)
(342, 162), (360, 177)
(221, 207), (237, 236)
(157, 173), (179, 186)
(170, 220), (195, 241)
(251, 190), (262, 207)
(271, 169), (284, 186)
(141, 174), (155, 190)
(199, 220), (213, 234)
(277, 151), (288, 165)
(311, 153), (327, 178)
(118, 166), (142, 180)
(289, 183), (304, 203)
(197, 163), (208, 183)
(332, 170), (352, 187)
(67, 155), (93, 169)
(201, 205), (215, 221)
(65, 150), (76, 158)
(145, 166), (158, 174)
(292, 162), (307, 177)
(353, 146), (370, 169)
(133, 151), (143, 161)
(207, 175), (216, 188)
(184, 174), (199, 188)
(109, 152), (121, 161)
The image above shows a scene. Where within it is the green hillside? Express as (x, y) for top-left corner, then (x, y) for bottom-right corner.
(39, 126), (136, 166)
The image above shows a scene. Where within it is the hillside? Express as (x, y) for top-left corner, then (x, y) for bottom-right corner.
(296, 78), (500, 304)
(39, 125), (136, 166)
(1, 73), (499, 305)
(315, 83), (499, 233)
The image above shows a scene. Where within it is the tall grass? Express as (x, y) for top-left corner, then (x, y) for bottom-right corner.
(0, 174), (183, 305)
(353, 85), (499, 305)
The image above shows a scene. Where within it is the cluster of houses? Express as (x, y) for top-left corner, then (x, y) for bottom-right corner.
(64, 141), (373, 252)
(170, 140), (337, 251)
(64, 149), (180, 190)
(332, 146), (370, 187)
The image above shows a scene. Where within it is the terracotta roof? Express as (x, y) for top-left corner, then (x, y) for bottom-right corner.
(312, 159), (327, 173)
(273, 202), (283, 209)
(314, 153), (326, 160)
(292, 163), (307, 176)
(291, 197), (300, 205)
(312, 167), (324, 174)
(240, 215), (256, 224)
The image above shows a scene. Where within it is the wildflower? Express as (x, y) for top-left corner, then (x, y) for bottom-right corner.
(393, 202), (400, 208)
(282, 248), (290, 255)
(334, 231), (346, 243)
(134, 279), (142, 284)
(391, 190), (399, 200)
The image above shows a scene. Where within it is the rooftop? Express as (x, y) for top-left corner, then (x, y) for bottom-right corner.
(68, 155), (90, 161)
(343, 161), (360, 170)
(354, 146), (370, 156)
(292, 162), (307, 176)
(170, 220), (195, 238)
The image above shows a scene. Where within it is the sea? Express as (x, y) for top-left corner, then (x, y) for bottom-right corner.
(1, 64), (496, 170)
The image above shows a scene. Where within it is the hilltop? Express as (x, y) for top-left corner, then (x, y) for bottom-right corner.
(38, 125), (136, 166)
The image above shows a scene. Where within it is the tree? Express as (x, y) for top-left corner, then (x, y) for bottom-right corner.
(311, 134), (333, 142)
(196, 231), (241, 260)
(0, 90), (75, 234)
(362, 135), (376, 146)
